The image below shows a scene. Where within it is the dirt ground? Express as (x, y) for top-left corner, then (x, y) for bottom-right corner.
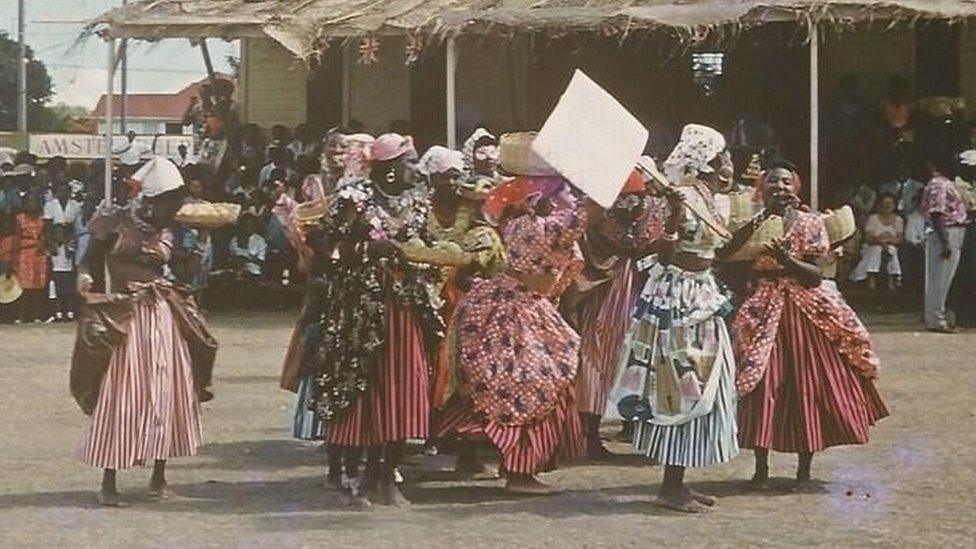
(0, 308), (973, 548)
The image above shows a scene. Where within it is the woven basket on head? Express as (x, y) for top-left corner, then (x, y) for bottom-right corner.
(175, 201), (241, 229)
(498, 132), (559, 177)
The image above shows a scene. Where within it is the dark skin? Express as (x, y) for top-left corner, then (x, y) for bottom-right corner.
(77, 189), (189, 507)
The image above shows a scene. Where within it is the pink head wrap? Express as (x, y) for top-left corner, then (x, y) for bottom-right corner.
(372, 133), (416, 162)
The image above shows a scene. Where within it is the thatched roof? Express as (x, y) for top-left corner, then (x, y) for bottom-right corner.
(91, 1), (976, 57)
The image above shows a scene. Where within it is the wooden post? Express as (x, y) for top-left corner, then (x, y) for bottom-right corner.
(341, 43), (351, 128)
(810, 24), (820, 211)
(446, 35), (458, 149)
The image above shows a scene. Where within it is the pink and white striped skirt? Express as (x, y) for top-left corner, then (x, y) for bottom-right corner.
(76, 295), (202, 470)
(325, 303), (430, 446)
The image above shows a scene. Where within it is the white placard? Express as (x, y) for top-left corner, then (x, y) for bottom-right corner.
(531, 70), (649, 208)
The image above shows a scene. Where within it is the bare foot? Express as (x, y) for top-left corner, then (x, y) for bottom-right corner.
(324, 474), (343, 491)
(790, 478), (823, 493)
(378, 479), (411, 507)
(504, 475), (562, 495)
(747, 472), (771, 491)
(586, 442), (615, 462)
(687, 488), (718, 507)
(343, 478), (372, 509)
(455, 453), (488, 477)
(655, 491), (710, 513)
(98, 489), (127, 507)
(148, 482), (173, 501)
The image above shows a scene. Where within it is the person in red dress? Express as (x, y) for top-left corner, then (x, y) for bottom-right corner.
(728, 159), (889, 490)
(13, 192), (49, 323)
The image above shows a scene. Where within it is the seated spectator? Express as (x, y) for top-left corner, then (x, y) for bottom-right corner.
(878, 160), (924, 216)
(229, 213), (266, 278)
(851, 193), (904, 290)
(265, 179), (296, 286)
(288, 123), (319, 161)
(258, 147), (295, 188)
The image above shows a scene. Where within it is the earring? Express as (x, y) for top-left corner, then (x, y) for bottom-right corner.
(386, 169), (396, 184)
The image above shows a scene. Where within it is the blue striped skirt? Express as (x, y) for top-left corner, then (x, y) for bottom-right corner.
(292, 373), (325, 441)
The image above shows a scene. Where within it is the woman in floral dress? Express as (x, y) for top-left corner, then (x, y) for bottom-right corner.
(437, 135), (590, 494)
(729, 159), (888, 490)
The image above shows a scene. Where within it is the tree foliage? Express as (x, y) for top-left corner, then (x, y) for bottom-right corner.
(0, 30), (55, 131)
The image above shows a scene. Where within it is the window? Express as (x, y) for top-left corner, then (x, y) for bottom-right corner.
(691, 52), (725, 97)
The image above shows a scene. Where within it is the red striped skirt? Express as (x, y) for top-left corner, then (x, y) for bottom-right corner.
(436, 387), (585, 475)
(325, 303), (430, 446)
(76, 295), (202, 469)
(738, 299), (889, 453)
(576, 260), (638, 415)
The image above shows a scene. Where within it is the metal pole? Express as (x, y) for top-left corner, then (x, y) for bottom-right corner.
(120, 0), (128, 133)
(17, 0), (27, 131)
(809, 25), (820, 211)
(104, 38), (116, 292)
(445, 36), (458, 149)
(200, 39), (216, 79)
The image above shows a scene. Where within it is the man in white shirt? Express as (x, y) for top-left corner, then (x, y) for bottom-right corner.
(114, 131), (150, 167)
(43, 180), (82, 321)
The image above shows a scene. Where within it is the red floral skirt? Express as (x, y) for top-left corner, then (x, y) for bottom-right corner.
(738, 299), (889, 453)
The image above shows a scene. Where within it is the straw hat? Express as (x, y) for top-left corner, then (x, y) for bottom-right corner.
(497, 132), (559, 177)
(0, 273), (23, 305)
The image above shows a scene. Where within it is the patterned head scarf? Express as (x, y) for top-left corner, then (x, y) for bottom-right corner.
(417, 146), (466, 177)
(462, 128), (499, 171)
(482, 176), (566, 226)
(343, 133), (374, 179)
(662, 123), (727, 182)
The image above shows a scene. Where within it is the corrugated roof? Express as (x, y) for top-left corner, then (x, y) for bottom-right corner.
(91, 1), (976, 57)
(90, 73), (235, 119)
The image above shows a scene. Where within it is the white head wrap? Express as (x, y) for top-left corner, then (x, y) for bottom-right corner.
(959, 149), (976, 167)
(663, 124), (727, 182)
(132, 156), (184, 198)
(418, 146), (465, 177)
(461, 128), (498, 170)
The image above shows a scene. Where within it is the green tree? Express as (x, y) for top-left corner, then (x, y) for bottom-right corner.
(31, 103), (92, 132)
(0, 30), (55, 131)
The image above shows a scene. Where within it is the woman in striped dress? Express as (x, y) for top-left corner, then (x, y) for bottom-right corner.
(72, 157), (217, 506)
(730, 160), (888, 490)
(307, 134), (443, 506)
(612, 125), (739, 513)
(561, 170), (661, 458)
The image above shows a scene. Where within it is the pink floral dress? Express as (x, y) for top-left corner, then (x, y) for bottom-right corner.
(454, 205), (586, 426)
